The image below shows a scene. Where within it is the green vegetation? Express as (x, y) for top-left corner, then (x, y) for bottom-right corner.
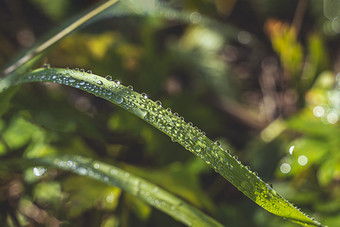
(0, 0), (339, 226)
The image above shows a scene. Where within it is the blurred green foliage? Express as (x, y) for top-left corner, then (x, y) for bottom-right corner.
(1, 0), (340, 226)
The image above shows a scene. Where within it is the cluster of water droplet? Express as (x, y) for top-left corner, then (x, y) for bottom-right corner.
(19, 67), (262, 186)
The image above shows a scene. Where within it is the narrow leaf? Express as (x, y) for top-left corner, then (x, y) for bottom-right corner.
(32, 155), (223, 227)
(1, 0), (119, 77)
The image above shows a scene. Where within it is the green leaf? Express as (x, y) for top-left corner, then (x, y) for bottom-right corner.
(1, 67), (324, 226)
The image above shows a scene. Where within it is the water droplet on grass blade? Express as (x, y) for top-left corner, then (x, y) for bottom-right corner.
(215, 141), (221, 147)
(112, 96), (123, 104)
(105, 75), (113, 81)
(76, 167), (87, 175)
(33, 167), (46, 176)
(155, 100), (162, 107)
(141, 93), (148, 99)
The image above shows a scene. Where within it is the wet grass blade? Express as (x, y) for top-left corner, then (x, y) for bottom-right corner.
(32, 155), (222, 227)
(0, 67), (324, 226)
(1, 0), (119, 77)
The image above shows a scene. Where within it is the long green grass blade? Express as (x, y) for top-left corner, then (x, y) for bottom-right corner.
(0, 67), (324, 226)
(32, 155), (222, 227)
(1, 0), (119, 77)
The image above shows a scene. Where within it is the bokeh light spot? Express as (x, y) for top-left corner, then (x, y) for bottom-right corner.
(280, 163), (291, 174)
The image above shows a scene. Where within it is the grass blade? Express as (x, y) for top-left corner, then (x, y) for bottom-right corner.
(32, 155), (223, 227)
(1, 0), (119, 77)
(0, 67), (324, 226)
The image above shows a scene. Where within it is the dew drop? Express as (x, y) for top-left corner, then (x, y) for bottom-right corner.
(105, 75), (113, 81)
(141, 93), (148, 99)
(155, 100), (162, 107)
(166, 107), (172, 113)
(127, 85), (133, 90)
(75, 68), (79, 71)
(87, 70), (92, 74)
(214, 141), (221, 147)
(80, 68), (85, 72)
(113, 96), (123, 104)
(188, 122), (193, 127)
(114, 79), (121, 85)
(33, 167), (46, 176)
(174, 112), (179, 117)
(97, 80), (103, 85)
(193, 145), (202, 152)
(43, 63), (50, 69)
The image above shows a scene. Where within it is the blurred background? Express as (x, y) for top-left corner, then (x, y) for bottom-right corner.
(1, 0), (340, 226)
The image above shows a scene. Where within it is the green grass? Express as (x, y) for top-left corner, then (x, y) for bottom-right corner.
(0, 67), (323, 226)
(0, 0), (327, 226)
